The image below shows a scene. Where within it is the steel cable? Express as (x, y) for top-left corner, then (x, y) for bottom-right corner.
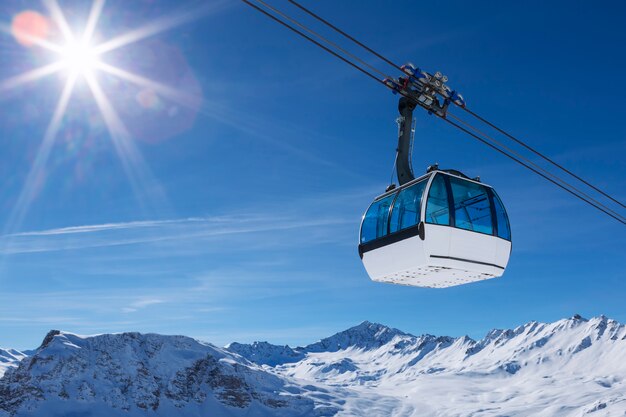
(239, 0), (626, 225)
(284, 0), (625, 210)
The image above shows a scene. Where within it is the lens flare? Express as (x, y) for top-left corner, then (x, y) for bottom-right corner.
(0, 0), (217, 237)
(11, 11), (50, 47)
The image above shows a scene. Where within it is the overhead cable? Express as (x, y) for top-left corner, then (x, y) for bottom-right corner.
(459, 107), (626, 209)
(239, 0), (625, 224)
(285, 0), (625, 210)
(447, 113), (626, 224)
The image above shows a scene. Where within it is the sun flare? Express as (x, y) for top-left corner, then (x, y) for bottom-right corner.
(0, 0), (212, 235)
(59, 39), (100, 77)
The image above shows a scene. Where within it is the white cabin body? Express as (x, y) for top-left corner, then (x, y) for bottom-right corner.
(359, 170), (511, 288)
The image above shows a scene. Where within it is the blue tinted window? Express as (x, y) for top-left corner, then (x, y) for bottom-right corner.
(492, 191), (511, 240)
(449, 177), (493, 234)
(390, 180), (427, 233)
(360, 194), (395, 243)
(425, 175), (450, 225)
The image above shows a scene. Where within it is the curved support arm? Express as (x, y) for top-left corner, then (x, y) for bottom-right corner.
(396, 96), (417, 185)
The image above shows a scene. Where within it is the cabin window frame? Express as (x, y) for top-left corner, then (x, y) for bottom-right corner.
(424, 172), (511, 241)
(490, 189), (512, 241)
(359, 171), (512, 258)
(359, 177), (430, 245)
(424, 173), (452, 227)
(388, 178), (429, 235)
(359, 193), (396, 244)
(447, 175), (493, 235)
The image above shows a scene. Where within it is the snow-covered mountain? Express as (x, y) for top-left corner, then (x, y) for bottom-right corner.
(0, 348), (27, 378)
(0, 330), (336, 417)
(1, 315), (625, 416)
(226, 321), (407, 366)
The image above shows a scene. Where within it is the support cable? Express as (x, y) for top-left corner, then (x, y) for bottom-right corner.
(286, 0), (405, 73)
(447, 113), (625, 223)
(254, 0), (389, 79)
(459, 106), (626, 208)
(240, 0), (386, 87)
(239, 0), (626, 225)
(442, 116), (626, 225)
(286, 0), (625, 209)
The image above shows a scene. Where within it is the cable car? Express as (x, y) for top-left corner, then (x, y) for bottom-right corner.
(358, 167), (511, 288)
(358, 86), (512, 288)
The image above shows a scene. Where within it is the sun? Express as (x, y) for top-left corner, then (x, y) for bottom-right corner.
(0, 0), (215, 235)
(58, 39), (100, 77)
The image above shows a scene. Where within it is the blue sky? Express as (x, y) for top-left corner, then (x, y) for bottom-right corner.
(0, 0), (624, 350)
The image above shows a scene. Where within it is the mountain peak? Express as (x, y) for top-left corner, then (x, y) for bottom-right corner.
(1, 330), (319, 416)
(1, 315), (625, 416)
(38, 329), (62, 350)
(305, 321), (409, 353)
(227, 341), (304, 366)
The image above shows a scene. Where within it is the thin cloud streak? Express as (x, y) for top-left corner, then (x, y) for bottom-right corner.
(122, 298), (165, 313)
(0, 215), (352, 255)
(8, 218), (206, 237)
(0, 185), (377, 256)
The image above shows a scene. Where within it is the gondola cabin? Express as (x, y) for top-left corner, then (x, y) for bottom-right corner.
(359, 169), (511, 288)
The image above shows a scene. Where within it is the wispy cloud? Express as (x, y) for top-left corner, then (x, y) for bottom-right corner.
(7, 218), (206, 237)
(0, 187), (378, 349)
(0, 186), (375, 256)
(0, 215), (350, 255)
(121, 297), (165, 313)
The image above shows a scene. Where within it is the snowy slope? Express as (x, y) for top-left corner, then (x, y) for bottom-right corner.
(230, 316), (626, 416)
(0, 330), (337, 417)
(0, 348), (27, 378)
(1, 316), (625, 416)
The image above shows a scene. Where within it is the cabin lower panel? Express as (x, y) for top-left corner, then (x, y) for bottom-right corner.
(369, 262), (500, 288)
(361, 230), (506, 288)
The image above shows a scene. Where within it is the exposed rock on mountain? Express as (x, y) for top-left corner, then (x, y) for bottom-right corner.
(1, 315), (625, 416)
(0, 331), (326, 417)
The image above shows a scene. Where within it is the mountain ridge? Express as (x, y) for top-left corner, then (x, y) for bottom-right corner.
(1, 314), (624, 416)
(0, 330), (328, 417)
(227, 315), (624, 366)
(0, 348), (27, 379)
